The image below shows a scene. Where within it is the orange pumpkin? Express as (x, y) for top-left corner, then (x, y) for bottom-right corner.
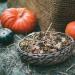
(1, 8), (37, 33)
(65, 21), (75, 39)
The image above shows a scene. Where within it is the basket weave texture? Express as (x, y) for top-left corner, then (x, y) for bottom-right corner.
(7, 0), (75, 32)
(18, 32), (74, 65)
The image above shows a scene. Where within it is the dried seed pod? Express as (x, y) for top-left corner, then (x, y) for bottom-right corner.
(54, 42), (62, 49)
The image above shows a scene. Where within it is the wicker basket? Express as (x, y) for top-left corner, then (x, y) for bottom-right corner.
(7, 0), (75, 32)
(17, 32), (74, 65)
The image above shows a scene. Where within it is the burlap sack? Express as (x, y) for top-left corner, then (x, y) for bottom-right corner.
(7, 0), (75, 32)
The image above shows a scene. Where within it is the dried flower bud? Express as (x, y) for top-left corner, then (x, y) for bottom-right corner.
(61, 37), (66, 42)
(55, 42), (62, 49)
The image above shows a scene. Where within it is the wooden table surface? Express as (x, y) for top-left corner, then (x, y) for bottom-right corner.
(0, 2), (75, 75)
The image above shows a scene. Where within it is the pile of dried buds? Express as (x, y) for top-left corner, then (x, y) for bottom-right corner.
(19, 32), (71, 54)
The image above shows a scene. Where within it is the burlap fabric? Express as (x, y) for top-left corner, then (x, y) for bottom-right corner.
(7, 0), (75, 32)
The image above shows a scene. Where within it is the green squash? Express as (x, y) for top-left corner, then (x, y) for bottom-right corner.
(0, 28), (14, 44)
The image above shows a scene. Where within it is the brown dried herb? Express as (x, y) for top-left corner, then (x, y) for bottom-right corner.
(20, 32), (71, 54)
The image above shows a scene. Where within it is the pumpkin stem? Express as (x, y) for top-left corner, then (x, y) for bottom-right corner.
(19, 10), (25, 17)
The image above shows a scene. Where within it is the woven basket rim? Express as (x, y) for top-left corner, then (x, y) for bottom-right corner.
(17, 31), (74, 56)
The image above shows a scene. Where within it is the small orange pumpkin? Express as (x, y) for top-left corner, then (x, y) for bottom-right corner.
(1, 8), (37, 33)
(65, 21), (75, 39)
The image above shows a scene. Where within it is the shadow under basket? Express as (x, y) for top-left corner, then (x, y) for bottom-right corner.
(17, 32), (74, 66)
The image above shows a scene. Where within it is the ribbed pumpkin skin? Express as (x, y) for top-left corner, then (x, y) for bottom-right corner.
(1, 8), (36, 33)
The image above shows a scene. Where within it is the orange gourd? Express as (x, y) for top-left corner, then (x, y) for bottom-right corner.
(65, 21), (75, 39)
(1, 8), (37, 33)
